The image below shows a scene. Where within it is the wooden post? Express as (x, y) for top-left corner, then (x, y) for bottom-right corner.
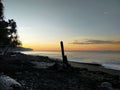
(60, 41), (71, 68)
(60, 41), (65, 61)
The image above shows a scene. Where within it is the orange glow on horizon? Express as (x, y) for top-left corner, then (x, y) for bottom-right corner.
(22, 42), (120, 51)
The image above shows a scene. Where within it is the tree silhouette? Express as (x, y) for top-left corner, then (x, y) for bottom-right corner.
(0, 0), (21, 54)
(0, 0), (4, 20)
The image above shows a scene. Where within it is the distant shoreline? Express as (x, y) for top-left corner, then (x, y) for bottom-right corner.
(11, 47), (33, 51)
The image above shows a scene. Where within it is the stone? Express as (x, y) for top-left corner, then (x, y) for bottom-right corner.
(101, 82), (113, 90)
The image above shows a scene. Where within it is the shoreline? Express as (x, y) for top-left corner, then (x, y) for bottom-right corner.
(22, 50), (120, 71)
(1, 52), (120, 75)
(41, 56), (120, 75)
(13, 52), (120, 75)
(69, 61), (120, 76)
(0, 52), (120, 90)
(48, 57), (120, 76)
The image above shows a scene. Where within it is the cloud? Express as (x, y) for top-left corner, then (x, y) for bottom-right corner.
(70, 40), (120, 45)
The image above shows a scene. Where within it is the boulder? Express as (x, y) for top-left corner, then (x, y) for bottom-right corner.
(101, 82), (113, 90)
(0, 75), (22, 90)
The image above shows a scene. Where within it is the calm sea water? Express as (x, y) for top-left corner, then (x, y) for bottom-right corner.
(22, 51), (120, 70)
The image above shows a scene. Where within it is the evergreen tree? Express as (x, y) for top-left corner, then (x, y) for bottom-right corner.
(0, 0), (21, 54)
(0, 0), (4, 20)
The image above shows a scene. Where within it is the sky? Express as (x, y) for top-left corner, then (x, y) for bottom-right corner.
(3, 0), (120, 51)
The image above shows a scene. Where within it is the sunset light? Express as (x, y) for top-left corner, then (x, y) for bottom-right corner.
(4, 0), (120, 51)
(0, 1), (120, 89)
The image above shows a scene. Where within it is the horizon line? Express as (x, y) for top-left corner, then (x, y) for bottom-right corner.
(31, 50), (120, 52)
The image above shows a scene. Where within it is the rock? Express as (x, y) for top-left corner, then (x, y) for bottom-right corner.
(101, 82), (113, 90)
(0, 75), (22, 90)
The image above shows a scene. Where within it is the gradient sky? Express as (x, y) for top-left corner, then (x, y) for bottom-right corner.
(3, 0), (120, 51)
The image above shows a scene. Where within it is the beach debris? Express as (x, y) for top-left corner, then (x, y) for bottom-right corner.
(0, 75), (22, 90)
(48, 62), (62, 70)
(60, 41), (71, 68)
(100, 82), (113, 90)
(31, 61), (54, 69)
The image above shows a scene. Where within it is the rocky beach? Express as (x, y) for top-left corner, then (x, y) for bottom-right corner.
(0, 52), (120, 90)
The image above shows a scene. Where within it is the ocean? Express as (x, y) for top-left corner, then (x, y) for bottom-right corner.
(22, 51), (120, 70)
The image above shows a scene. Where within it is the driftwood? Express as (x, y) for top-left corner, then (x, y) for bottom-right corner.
(60, 41), (71, 68)
(0, 75), (22, 90)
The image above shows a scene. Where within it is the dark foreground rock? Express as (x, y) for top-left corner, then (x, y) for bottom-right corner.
(0, 53), (120, 90)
